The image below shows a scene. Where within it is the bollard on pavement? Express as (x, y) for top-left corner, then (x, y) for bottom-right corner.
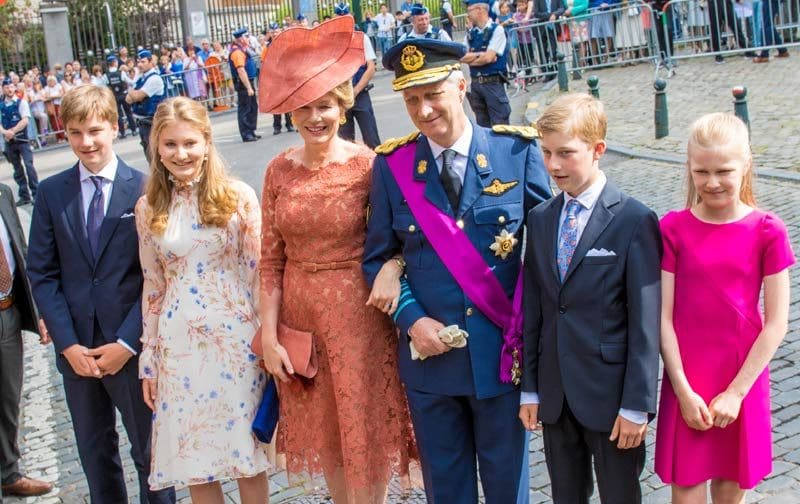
(557, 52), (569, 92)
(587, 76), (599, 99)
(732, 86), (751, 135)
(571, 45), (582, 80)
(654, 79), (668, 139)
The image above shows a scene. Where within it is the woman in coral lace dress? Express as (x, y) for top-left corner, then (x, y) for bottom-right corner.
(136, 97), (270, 503)
(257, 17), (415, 504)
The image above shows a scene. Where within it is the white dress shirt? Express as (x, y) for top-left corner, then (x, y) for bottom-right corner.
(78, 158), (137, 356)
(398, 27), (452, 42)
(0, 216), (16, 297)
(520, 171), (648, 426)
(427, 120), (473, 184)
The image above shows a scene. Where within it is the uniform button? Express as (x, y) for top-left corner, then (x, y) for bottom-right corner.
(408, 224), (416, 232)
(466, 307), (474, 316)
(558, 305), (566, 314)
(456, 219), (465, 229)
(92, 278), (100, 286)
(498, 215), (506, 224)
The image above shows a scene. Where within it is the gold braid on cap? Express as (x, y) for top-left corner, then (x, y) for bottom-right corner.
(392, 64), (462, 91)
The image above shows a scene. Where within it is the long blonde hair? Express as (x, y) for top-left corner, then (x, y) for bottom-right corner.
(145, 97), (238, 234)
(685, 112), (755, 208)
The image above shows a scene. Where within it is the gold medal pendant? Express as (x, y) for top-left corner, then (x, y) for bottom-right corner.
(489, 229), (518, 260)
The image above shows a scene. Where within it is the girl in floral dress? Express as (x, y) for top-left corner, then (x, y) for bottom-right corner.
(135, 96), (270, 503)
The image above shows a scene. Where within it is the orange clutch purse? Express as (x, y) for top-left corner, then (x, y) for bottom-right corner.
(250, 323), (318, 379)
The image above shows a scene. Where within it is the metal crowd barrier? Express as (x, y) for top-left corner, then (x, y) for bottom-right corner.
(660, 0), (800, 61)
(505, 3), (663, 81)
(160, 61), (238, 111)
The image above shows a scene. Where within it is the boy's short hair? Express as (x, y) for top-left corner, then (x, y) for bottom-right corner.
(536, 93), (607, 145)
(60, 85), (119, 127)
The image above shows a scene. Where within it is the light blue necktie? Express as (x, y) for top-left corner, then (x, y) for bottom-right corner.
(557, 199), (582, 281)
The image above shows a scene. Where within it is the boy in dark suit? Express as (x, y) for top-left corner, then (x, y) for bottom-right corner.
(518, 93), (661, 503)
(27, 85), (174, 504)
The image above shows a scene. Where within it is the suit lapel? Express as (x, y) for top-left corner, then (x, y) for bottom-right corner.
(543, 193), (563, 285)
(0, 191), (24, 266)
(94, 159), (136, 262)
(562, 182), (621, 284)
(417, 136), (451, 215)
(62, 164), (94, 265)
(457, 123), (492, 217)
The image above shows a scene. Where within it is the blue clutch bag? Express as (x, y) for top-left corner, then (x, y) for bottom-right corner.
(252, 377), (279, 443)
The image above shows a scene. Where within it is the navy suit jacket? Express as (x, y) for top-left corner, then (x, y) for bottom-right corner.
(27, 159), (145, 375)
(521, 182), (662, 432)
(363, 124), (551, 399)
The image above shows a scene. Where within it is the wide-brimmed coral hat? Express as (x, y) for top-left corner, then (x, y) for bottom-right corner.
(259, 16), (365, 114)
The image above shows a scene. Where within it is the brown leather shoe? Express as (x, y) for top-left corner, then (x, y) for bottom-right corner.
(753, 56), (770, 63)
(1, 475), (54, 497)
(776, 51), (790, 58)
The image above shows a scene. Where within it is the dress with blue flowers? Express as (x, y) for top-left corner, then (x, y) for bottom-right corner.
(135, 179), (268, 490)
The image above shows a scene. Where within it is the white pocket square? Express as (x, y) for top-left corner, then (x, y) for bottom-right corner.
(586, 248), (616, 257)
(120, 212), (135, 219)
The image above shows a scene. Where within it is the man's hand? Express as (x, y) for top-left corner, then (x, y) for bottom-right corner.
(37, 319), (51, 345)
(84, 343), (133, 376)
(609, 415), (647, 449)
(62, 344), (102, 377)
(519, 403), (541, 431)
(142, 377), (158, 411)
(408, 317), (448, 358)
(3, 130), (14, 141)
(125, 93), (133, 104)
(247, 87), (254, 96)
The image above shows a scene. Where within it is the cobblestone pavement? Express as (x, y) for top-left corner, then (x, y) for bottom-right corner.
(7, 152), (799, 503)
(526, 55), (800, 172)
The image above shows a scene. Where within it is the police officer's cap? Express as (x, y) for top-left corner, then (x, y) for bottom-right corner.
(137, 49), (153, 60)
(382, 38), (466, 91)
(334, 2), (350, 15)
(106, 55), (118, 63)
(269, 22), (280, 30)
(296, 13), (306, 20)
(463, 0), (491, 7)
(410, 3), (428, 15)
(233, 27), (249, 38)
(1, 77), (12, 87)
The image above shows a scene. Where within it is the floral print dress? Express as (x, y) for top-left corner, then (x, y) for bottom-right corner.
(136, 180), (269, 490)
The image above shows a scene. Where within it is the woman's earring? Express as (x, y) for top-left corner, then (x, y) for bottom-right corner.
(339, 116), (347, 125)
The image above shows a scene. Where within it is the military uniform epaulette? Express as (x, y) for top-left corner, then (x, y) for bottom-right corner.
(491, 124), (539, 140)
(374, 131), (421, 155)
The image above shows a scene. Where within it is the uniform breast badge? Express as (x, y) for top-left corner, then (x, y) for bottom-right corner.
(483, 178), (519, 196)
(490, 229), (518, 260)
(417, 160), (427, 175)
(401, 45), (426, 72)
(476, 153), (488, 169)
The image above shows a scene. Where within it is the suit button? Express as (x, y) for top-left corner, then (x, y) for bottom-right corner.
(559, 305), (566, 314)
(408, 224), (416, 232)
(92, 278), (100, 286)
(498, 215), (506, 224)
(466, 307), (474, 316)
(456, 219), (465, 229)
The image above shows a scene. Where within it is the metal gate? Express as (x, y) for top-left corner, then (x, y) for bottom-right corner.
(0, 2), (48, 73)
(206, 0), (295, 42)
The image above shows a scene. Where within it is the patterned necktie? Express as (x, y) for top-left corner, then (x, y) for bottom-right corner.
(557, 199), (582, 281)
(440, 149), (461, 213)
(87, 176), (105, 258)
(0, 240), (12, 294)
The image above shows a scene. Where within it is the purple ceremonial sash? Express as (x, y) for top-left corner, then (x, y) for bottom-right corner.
(385, 143), (524, 384)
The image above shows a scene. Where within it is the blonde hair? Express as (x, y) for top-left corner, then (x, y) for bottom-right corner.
(536, 93), (607, 146)
(329, 80), (355, 111)
(685, 112), (755, 208)
(144, 97), (239, 235)
(59, 85), (119, 126)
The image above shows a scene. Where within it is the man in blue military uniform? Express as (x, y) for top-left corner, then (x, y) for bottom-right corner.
(461, 0), (511, 127)
(125, 49), (166, 161)
(334, 3), (382, 149)
(397, 3), (452, 41)
(363, 38), (551, 503)
(230, 27), (261, 143)
(0, 78), (39, 206)
(104, 55), (137, 139)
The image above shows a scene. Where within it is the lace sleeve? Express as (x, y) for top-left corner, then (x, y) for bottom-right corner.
(259, 160), (286, 295)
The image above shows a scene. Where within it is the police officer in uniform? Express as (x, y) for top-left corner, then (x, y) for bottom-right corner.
(441, 0), (455, 38)
(0, 78), (39, 206)
(125, 49), (166, 161)
(398, 3), (452, 42)
(335, 3), (382, 149)
(230, 27), (260, 142)
(461, 0), (511, 127)
(363, 38), (551, 504)
(104, 55), (137, 139)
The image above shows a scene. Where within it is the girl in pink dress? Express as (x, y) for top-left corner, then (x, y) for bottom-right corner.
(654, 113), (795, 502)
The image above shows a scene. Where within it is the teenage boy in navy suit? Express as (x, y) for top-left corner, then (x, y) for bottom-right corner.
(27, 85), (175, 504)
(519, 93), (661, 503)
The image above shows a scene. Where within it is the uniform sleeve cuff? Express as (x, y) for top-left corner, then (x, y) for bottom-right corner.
(117, 339), (137, 355)
(520, 392), (540, 405)
(619, 408), (648, 425)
